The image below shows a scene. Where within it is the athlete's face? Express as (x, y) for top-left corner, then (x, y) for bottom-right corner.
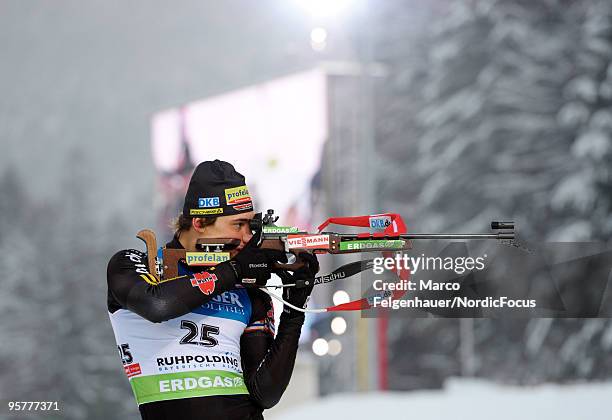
(199, 212), (255, 256)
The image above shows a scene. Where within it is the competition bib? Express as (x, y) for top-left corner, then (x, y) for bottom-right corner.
(109, 287), (252, 405)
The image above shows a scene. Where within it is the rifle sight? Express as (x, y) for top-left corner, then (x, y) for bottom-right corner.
(491, 221), (514, 230)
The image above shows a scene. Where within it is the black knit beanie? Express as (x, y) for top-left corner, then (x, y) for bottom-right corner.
(182, 160), (253, 217)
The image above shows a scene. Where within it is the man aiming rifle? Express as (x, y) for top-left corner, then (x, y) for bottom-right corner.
(107, 160), (318, 420)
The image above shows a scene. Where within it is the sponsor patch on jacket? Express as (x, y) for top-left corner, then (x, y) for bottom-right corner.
(124, 363), (142, 378)
(190, 272), (218, 295)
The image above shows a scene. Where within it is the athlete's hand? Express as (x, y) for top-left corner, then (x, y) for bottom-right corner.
(229, 247), (288, 286)
(281, 252), (319, 317)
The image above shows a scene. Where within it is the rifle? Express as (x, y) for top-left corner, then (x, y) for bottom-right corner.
(136, 209), (515, 311)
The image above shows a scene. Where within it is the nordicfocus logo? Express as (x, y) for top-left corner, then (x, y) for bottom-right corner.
(286, 234), (330, 250)
(248, 263), (268, 269)
(157, 355), (239, 369)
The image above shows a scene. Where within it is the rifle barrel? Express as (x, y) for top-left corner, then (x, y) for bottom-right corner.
(401, 233), (514, 240)
(336, 233), (514, 240)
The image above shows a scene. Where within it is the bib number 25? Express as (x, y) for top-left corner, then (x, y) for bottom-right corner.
(179, 320), (219, 347)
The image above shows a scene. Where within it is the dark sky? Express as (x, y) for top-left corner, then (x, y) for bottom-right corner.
(0, 0), (319, 225)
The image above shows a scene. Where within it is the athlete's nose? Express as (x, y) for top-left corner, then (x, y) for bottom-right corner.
(242, 225), (253, 245)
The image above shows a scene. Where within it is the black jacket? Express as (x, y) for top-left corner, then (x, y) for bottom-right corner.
(107, 236), (305, 420)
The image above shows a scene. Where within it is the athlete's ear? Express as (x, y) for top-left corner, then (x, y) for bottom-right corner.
(192, 218), (207, 233)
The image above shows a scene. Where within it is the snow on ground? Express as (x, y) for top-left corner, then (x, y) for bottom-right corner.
(267, 379), (612, 420)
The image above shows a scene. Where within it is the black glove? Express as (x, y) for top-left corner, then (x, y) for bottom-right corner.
(229, 247), (288, 286)
(280, 252), (319, 318)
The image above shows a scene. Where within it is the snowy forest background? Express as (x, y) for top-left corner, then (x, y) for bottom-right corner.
(314, 0), (612, 395)
(2, 0), (612, 419)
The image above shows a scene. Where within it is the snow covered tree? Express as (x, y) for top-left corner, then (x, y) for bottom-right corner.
(0, 152), (139, 419)
(552, 1), (612, 241)
(364, 0), (612, 388)
(374, 0), (612, 241)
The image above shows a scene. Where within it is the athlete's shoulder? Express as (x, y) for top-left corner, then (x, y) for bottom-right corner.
(107, 249), (149, 272)
(107, 249), (158, 312)
(107, 249), (155, 288)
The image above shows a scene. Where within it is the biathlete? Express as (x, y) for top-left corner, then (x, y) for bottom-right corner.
(107, 160), (317, 420)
